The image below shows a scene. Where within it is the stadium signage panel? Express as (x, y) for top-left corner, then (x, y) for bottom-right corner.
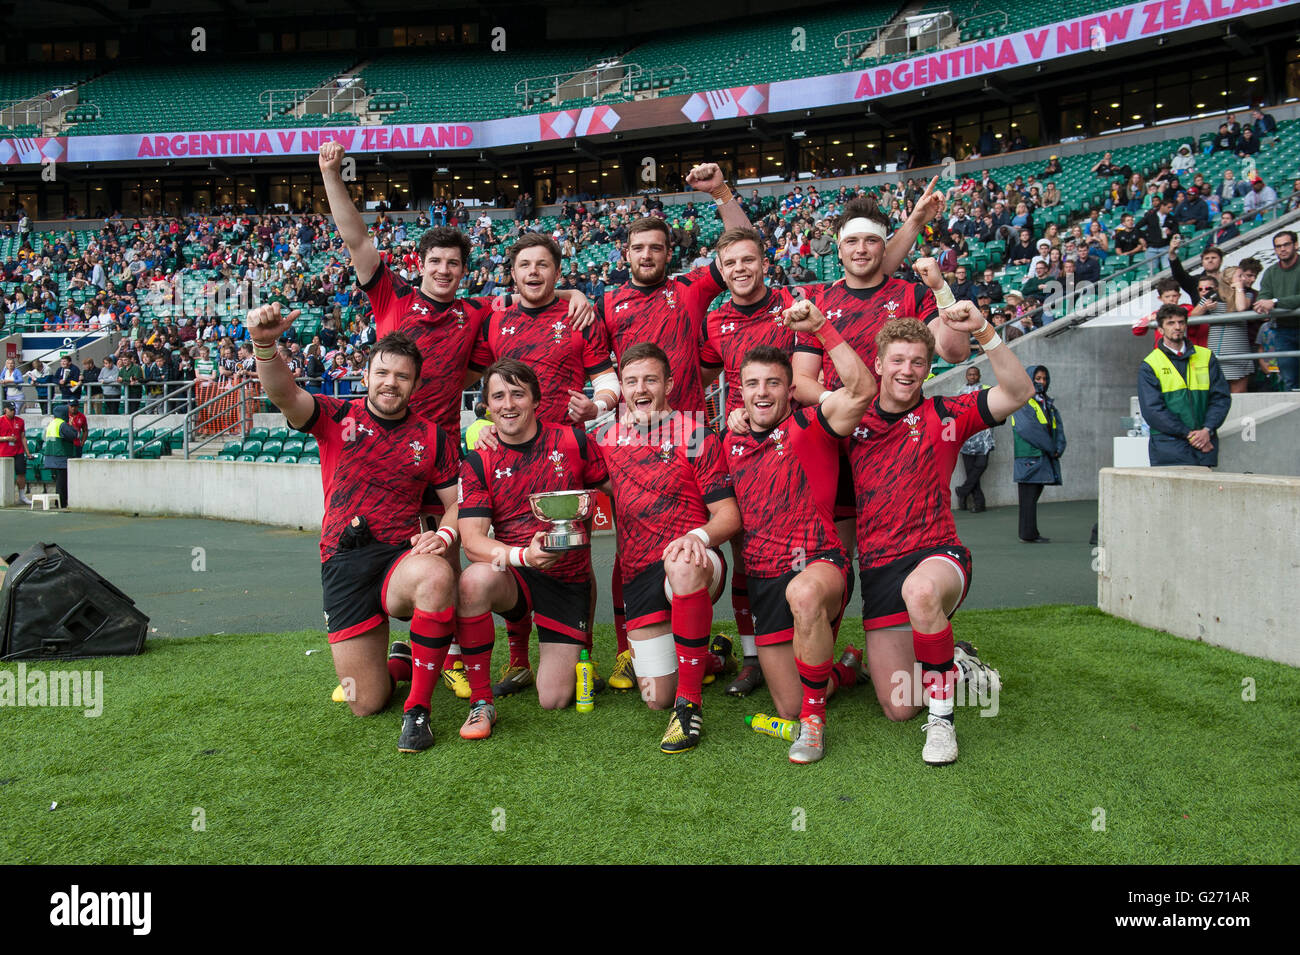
(5, 0), (1279, 168)
(779, 0), (1281, 104)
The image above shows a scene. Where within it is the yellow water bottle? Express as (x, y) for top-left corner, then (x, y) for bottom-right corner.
(576, 650), (595, 712)
(746, 713), (798, 741)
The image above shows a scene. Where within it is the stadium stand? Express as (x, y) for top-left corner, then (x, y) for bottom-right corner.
(65, 55), (356, 135)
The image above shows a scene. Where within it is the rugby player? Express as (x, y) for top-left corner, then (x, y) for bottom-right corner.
(722, 300), (876, 764)
(467, 233), (619, 695)
(789, 192), (971, 603)
(455, 359), (610, 738)
(849, 313), (1028, 764)
(699, 225), (812, 698)
(590, 161), (748, 693)
(248, 305), (461, 753)
(320, 140), (592, 701)
(596, 342), (741, 753)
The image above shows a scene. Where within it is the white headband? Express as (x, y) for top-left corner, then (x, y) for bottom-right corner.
(838, 217), (888, 241)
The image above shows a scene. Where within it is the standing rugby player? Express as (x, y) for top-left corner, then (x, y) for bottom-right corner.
(597, 342), (741, 753)
(722, 301), (876, 764)
(249, 305), (461, 753)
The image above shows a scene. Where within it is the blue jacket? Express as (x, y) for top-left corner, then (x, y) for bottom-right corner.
(1011, 366), (1066, 484)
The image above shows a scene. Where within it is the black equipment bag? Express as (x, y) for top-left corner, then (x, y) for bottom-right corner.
(0, 542), (149, 660)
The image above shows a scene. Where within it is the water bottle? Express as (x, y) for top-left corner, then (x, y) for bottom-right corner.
(745, 713), (798, 741)
(575, 649), (595, 712)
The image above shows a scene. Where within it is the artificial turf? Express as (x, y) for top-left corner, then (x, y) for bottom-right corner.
(1, 605), (1296, 865)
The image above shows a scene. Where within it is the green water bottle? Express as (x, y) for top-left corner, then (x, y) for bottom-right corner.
(745, 713), (798, 741)
(576, 650), (595, 712)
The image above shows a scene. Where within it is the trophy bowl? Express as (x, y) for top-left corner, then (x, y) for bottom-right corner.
(528, 490), (594, 552)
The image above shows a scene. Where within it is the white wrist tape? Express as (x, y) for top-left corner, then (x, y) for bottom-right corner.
(980, 331), (1002, 350)
(629, 632), (677, 679)
(689, 527), (711, 546)
(590, 371), (619, 403)
(933, 284), (956, 308)
(508, 546), (530, 568)
(818, 390), (832, 405)
(435, 526), (458, 547)
(838, 217), (888, 241)
(594, 398), (609, 414)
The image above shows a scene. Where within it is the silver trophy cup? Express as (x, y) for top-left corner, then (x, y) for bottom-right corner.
(528, 490), (594, 552)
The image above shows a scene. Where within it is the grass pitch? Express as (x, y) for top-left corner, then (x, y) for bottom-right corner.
(1, 605), (1296, 865)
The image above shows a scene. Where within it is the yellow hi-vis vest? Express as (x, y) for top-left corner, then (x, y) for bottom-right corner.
(1143, 345), (1211, 435)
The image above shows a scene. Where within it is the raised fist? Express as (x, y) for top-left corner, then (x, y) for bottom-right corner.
(685, 163), (724, 193)
(318, 141), (345, 176)
(914, 257), (944, 290)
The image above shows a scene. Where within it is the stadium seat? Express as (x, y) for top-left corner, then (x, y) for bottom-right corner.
(276, 453), (299, 464)
(268, 427), (290, 441)
(261, 439), (284, 456)
(246, 427), (270, 442)
(236, 453), (256, 462)
(282, 439), (305, 454)
(241, 440), (263, 456)
(254, 453), (278, 463)
(221, 442), (243, 455)
(299, 453), (320, 465)
(108, 440), (127, 454)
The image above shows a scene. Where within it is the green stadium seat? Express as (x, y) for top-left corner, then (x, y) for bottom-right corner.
(255, 453), (278, 463)
(299, 454), (320, 465)
(236, 453), (256, 462)
(241, 440), (263, 456)
(222, 442), (243, 455)
(268, 427), (290, 441)
(282, 439), (305, 454)
(246, 428), (269, 442)
(276, 454), (300, 464)
(261, 440), (284, 456)
(108, 440), (127, 454)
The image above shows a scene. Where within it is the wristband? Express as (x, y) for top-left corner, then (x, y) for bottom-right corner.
(818, 389), (833, 405)
(594, 398), (609, 414)
(508, 546), (530, 568)
(816, 322), (845, 351)
(933, 284), (956, 309)
(689, 528), (711, 546)
(253, 342), (277, 361)
(710, 184), (735, 206)
(435, 526), (458, 548)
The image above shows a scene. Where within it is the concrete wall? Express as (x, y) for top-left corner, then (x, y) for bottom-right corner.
(1097, 468), (1300, 667)
(926, 321), (1152, 508)
(0, 457), (14, 507)
(68, 458), (325, 531)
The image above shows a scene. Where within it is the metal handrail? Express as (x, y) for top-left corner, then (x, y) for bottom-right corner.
(1015, 186), (1300, 330)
